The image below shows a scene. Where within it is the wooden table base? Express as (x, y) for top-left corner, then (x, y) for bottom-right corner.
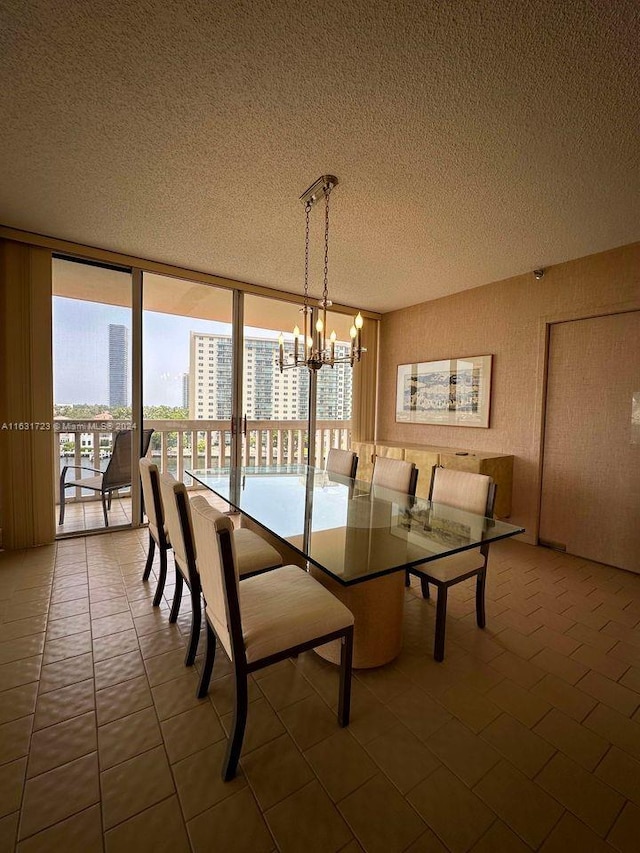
(309, 568), (405, 668)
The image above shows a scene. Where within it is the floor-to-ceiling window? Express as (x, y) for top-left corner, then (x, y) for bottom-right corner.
(242, 294), (311, 466)
(314, 307), (354, 465)
(142, 272), (233, 485)
(52, 256), (364, 538)
(53, 257), (133, 534)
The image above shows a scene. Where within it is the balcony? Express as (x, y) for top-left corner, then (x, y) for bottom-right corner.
(55, 418), (352, 534)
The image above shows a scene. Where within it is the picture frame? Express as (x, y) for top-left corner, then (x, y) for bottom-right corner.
(395, 355), (493, 428)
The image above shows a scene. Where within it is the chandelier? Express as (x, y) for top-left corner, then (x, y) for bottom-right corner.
(278, 175), (364, 372)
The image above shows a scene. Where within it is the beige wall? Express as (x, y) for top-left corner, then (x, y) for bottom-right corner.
(377, 242), (640, 544)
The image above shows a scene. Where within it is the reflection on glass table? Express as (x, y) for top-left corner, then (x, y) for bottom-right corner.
(188, 465), (524, 667)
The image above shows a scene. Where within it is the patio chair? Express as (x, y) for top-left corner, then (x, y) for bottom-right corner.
(139, 458), (170, 607)
(191, 498), (354, 780)
(59, 429), (154, 527)
(406, 466), (496, 661)
(326, 447), (358, 479)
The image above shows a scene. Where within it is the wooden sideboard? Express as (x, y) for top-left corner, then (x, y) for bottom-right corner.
(351, 439), (514, 518)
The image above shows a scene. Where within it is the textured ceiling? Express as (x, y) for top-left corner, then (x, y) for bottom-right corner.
(1, 0), (638, 313)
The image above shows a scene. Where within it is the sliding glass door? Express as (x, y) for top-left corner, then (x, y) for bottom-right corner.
(53, 257), (133, 534)
(142, 272), (233, 485)
(242, 294), (309, 467)
(53, 260), (362, 537)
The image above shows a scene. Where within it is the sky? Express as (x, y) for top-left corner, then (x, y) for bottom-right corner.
(53, 297), (292, 406)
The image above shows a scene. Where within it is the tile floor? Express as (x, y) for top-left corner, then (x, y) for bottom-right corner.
(56, 496), (132, 536)
(1, 527), (639, 852)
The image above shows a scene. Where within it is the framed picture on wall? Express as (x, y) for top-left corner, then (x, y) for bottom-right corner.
(395, 355), (493, 428)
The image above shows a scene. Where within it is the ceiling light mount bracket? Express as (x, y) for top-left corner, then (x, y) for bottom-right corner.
(299, 175), (338, 209)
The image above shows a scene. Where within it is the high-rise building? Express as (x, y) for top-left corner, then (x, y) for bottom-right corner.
(189, 332), (352, 420)
(182, 372), (189, 410)
(108, 324), (128, 407)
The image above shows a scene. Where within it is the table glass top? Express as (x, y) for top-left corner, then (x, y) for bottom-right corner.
(187, 465), (524, 586)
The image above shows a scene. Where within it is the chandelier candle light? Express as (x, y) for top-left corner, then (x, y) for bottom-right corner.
(278, 175), (365, 372)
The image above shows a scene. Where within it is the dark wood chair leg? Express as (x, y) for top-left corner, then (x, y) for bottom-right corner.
(434, 585), (448, 662)
(404, 570), (411, 588)
(152, 545), (167, 608)
(101, 492), (109, 527)
(476, 569), (487, 629)
(222, 667), (248, 781)
(420, 576), (430, 599)
(338, 627), (354, 726)
(184, 585), (202, 666)
(142, 533), (155, 581)
(197, 621), (217, 698)
(169, 571), (183, 623)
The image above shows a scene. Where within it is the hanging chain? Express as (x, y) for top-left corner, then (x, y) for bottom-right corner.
(322, 184), (331, 307)
(304, 200), (311, 307)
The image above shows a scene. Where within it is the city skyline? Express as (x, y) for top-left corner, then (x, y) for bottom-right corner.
(53, 297), (352, 417)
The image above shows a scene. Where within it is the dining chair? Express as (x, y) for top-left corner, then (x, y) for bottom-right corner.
(326, 447), (358, 479)
(371, 455), (418, 496)
(59, 428), (154, 527)
(372, 458), (418, 596)
(190, 498), (355, 781)
(139, 458), (169, 607)
(406, 466), (496, 661)
(159, 472), (283, 666)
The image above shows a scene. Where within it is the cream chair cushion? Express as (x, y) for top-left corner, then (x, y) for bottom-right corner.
(190, 496), (282, 578)
(233, 527), (282, 576)
(411, 549), (482, 582)
(239, 565), (354, 664)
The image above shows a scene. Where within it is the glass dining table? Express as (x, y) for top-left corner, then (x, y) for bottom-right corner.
(187, 464), (525, 667)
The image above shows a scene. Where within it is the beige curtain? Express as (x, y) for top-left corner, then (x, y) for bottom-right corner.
(350, 318), (378, 443)
(0, 240), (54, 548)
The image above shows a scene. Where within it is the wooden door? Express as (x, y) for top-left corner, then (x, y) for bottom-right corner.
(540, 312), (640, 573)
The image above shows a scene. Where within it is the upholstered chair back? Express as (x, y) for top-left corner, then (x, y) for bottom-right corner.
(139, 459), (163, 538)
(430, 467), (494, 516)
(326, 448), (358, 479)
(191, 498), (238, 661)
(159, 473), (195, 577)
(372, 456), (417, 496)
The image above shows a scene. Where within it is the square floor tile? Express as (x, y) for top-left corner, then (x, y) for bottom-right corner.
(0, 758), (27, 820)
(19, 753), (99, 840)
(96, 674), (153, 726)
(266, 780), (352, 853)
(173, 741), (246, 822)
(534, 708), (609, 770)
(426, 718), (499, 786)
(473, 759), (562, 848)
(366, 722), (441, 794)
(16, 807), (99, 852)
(536, 752), (624, 837)
(101, 744), (175, 830)
(407, 765), (494, 853)
(33, 679), (95, 731)
(189, 787), (274, 853)
(27, 712), (96, 778)
(305, 729), (378, 802)
(98, 706), (163, 770)
(104, 795), (190, 853)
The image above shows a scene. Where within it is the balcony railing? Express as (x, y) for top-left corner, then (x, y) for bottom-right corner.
(54, 419), (352, 504)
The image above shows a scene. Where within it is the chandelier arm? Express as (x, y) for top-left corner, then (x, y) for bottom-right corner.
(278, 173), (364, 375)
